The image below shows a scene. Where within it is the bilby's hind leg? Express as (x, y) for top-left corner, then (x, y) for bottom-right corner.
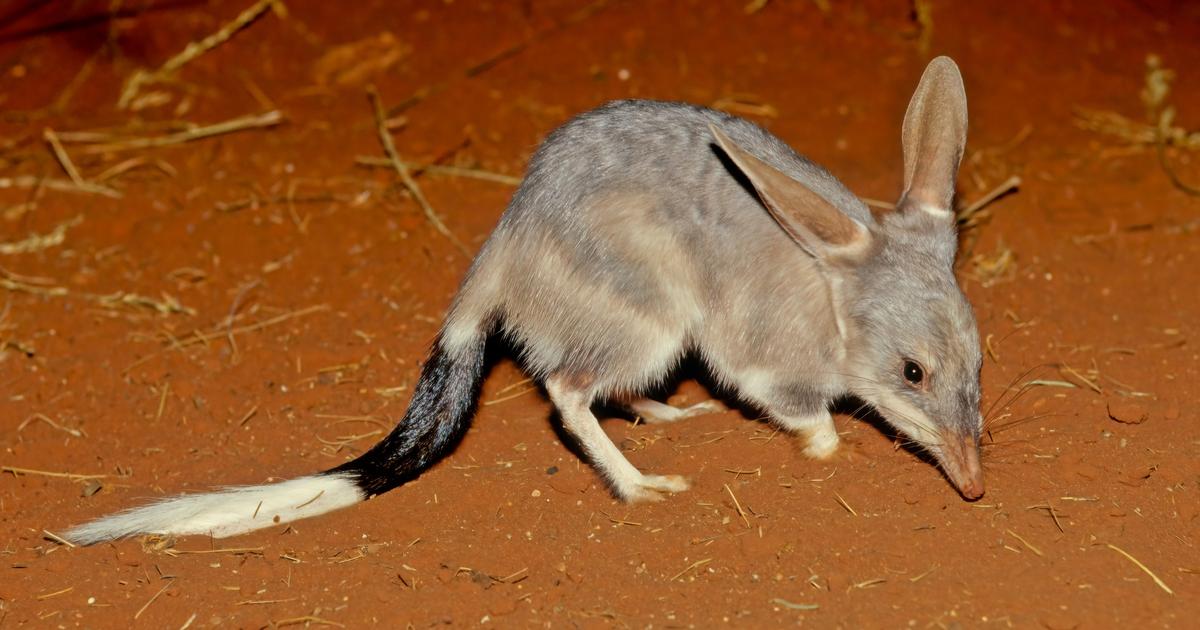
(627, 398), (725, 424)
(546, 374), (689, 502)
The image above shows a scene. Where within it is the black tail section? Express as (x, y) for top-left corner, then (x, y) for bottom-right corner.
(331, 333), (487, 498)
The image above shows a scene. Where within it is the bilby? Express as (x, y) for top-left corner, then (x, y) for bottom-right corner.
(65, 56), (983, 545)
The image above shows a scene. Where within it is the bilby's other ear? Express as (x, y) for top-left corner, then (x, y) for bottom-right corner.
(709, 124), (869, 260)
(900, 56), (968, 217)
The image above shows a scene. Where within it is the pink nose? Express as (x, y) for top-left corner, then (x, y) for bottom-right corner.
(957, 436), (985, 500)
(941, 432), (986, 500)
(959, 475), (985, 500)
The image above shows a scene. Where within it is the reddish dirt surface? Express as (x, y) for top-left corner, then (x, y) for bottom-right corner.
(2, 1), (1199, 627)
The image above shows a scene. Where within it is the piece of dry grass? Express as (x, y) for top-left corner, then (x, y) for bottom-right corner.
(355, 156), (521, 186)
(957, 175), (1021, 230)
(833, 491), (858, 516)
(42, 128), (84, 184)
(272, 614), (345, 628)
(18, 413), (83, 438)
(62, 111), (284, 154)
(162, 546), (265, 557)
(0, 175), (120, 198)
(912, 0), (934, 54)
(1006, 529), (1043, 557)
(771, 598), (819, 611)
(744, 0), (770, 14)
(0, 215), (82, 255)
(1027, 503), (1065, 533)
(367, 87), (468, 256)
(711, 95), (778, 118)
(670, 558), (712, 581)
(1106, 543), (1174, 595)
(724, 483), (751, 528)
(35, 585), (74, 600)
(965, 242), (1015, 287)
(119, 0), (289, 109)
(93, 156), (178, 183)
(313, 32), (410, 86)
(2, 465), (106, 481)
(1059, 363), (1102, 394)
(134, 579), (176, 620)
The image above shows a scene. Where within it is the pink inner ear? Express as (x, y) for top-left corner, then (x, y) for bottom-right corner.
(902, 114), (963, 212)
(900, 58), (968, 214)
(708, 125), (863, 248)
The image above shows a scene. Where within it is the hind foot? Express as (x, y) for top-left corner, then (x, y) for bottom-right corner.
(616, 473), (691, 503)
(628, 398), (726, 424)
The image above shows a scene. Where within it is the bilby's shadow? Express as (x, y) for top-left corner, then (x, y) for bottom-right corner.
(595, 354), (763, 425)
(479, 335), (589, 464)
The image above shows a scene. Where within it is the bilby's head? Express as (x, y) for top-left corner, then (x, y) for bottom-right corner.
(709, 56), (984, 499)
(845, 210), (984, 499)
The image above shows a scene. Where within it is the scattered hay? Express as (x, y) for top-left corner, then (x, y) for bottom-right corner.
(0, 175), (120, 198)
(355, 157), (521, 186)
(133, 579), (176, 620)
(771, 598), (818, 611)
(724, 483), (751, 528)
(965, 241), (1015, 287)
(60, 110), (284, 154)
(1, 465), (106, 482)
(1106, 543), (1174, 595)
(367, 87), (468, 256)
(1006, 529), (1044, 557)
(0, 215), (82, 255)
(957, 175), (1021, 231)
(1075, 54), (1200, 195)
(313, 32), (411, 87)
(911, 0), (934, 54)
(118, 0), (290, 109)
(125, 304), (329, 372)
(744, 0), (770, 14)
(669, 557), (712, 581)
(43, 128), (85, 184)
(833, 491), (858, 516)
(712, 95), (778, 118)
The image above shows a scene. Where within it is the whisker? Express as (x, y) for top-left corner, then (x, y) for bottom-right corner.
(982, 363), (1055, 422)
(988, 412), (1059, 435)
(873, 402), (943, 447)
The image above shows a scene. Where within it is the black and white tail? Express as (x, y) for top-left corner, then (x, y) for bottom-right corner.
(64, 331), (487, 545)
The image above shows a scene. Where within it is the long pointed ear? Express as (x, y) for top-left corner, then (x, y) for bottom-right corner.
(709, 124), (868, 260)
(900, 56), (967, 216)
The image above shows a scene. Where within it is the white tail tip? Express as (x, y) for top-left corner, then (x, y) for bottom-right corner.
(64, 473), (363, 545)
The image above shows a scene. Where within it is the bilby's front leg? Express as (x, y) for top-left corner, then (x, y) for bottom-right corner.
(771, 408), (840, 459)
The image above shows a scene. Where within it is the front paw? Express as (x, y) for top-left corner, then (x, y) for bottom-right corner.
(802, 429), (840, 460)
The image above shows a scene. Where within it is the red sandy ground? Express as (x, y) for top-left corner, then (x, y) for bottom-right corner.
(1, 1), (1198, 627)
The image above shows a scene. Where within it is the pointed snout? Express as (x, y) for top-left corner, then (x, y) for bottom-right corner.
(940, 433), (985, 500)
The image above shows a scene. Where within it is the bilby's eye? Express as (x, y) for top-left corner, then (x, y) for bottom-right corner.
(902, 360), (925, 386)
